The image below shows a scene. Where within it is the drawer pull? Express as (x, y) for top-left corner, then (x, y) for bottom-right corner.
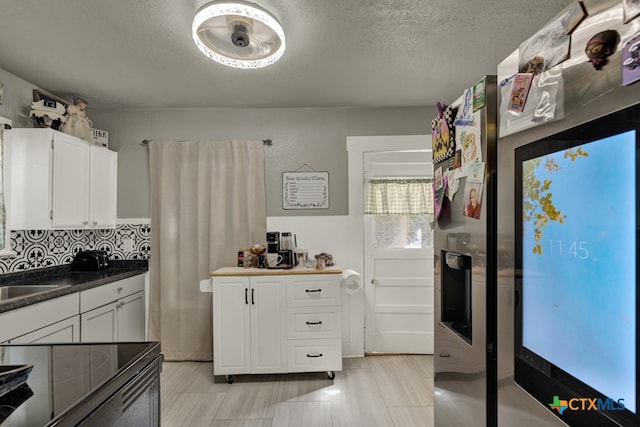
(306, 321), (323, 325)
(305, 289), (322, 293)
(439, 353), (451, 358)
(306, 353), (323, 358)
(117, 287), (124, 293)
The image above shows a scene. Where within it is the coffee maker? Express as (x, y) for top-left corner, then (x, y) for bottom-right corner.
(266, 231), (280, 253)
(280, 232), (297, 266)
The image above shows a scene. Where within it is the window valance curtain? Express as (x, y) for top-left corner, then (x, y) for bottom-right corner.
(365, 178), (434, 215)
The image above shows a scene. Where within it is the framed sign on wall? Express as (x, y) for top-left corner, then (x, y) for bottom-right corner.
(282, 171), (329, 209)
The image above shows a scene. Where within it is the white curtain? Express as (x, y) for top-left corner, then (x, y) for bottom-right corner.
(148, 140), (266, 361)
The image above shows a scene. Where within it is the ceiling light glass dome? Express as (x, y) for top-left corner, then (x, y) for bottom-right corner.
(192, 1), (286, 69)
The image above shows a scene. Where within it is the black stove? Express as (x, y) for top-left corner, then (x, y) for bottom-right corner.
(0, 342), (161, 426)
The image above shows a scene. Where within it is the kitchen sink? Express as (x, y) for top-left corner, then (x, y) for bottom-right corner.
(0, 285), (70, 302)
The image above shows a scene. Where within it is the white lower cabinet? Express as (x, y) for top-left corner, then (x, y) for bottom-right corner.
(211, 269), (342, 382)
(11, 315), (81, 344)
(285, 274), (342, 374)
(287, 338), (342, 373)
(80, 291), (145, 342)
(213, 275), (287, 375)
(0, 293), (80, 343)
(117, 291), (146, 341)
(0, 273), (147, 344)
(81, 302), (118, 342)
(80, 275), (146, 342)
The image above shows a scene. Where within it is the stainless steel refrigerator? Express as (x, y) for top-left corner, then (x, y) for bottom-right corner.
(432, 75), (499, 426)
(435, 1), (640, 425)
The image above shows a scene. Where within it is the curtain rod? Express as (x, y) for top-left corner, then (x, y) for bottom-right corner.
(141, 139), (272, 146)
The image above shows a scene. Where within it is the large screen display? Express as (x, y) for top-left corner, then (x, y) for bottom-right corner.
(521, 129), (636, 413)
(515, 105), (640, 427)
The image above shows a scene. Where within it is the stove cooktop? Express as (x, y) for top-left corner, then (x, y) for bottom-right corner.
(0, 342), (159, 426)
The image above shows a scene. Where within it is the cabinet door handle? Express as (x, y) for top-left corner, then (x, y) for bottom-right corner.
(117, 287), (123, 293)
(251, 288), (255, 305)
(305, 289), (322, 293)
(93, 221), (98, 225)
(245, 288), (248, 305)
(305, 321), (323, 325)
(306, 353), (323, 358)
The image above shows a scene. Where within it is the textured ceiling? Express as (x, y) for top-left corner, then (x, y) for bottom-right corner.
(0, 0), (567, 110)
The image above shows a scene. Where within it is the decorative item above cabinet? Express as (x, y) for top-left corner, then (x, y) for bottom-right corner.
(6, 128), (117, 230)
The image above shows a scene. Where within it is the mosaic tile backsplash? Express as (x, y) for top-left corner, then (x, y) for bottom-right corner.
(0, 223), (150, 274)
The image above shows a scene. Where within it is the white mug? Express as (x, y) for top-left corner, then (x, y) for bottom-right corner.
(266, 253), (283, 267)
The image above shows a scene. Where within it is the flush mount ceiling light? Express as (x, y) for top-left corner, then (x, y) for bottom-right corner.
(192, 1), (286, 69)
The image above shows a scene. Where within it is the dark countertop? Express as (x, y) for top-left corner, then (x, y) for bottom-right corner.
(0, 341), (161, 426)
(0, 260), (149, 314)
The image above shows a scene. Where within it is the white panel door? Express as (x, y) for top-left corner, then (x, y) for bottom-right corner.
(81, 302), (118, 342)
(213, 276), (251, 374)
(250, 276), (287, 373)
(89, 146), (117, 228)
(364, 151), (434, 354)
(51, 132), (90, 228)
(11, 316), (80, 343)
(117, 291), (145, 341)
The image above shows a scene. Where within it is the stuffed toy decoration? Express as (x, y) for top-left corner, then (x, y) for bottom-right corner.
(585, 30), (620, 70)
(59, 96), (95, 144)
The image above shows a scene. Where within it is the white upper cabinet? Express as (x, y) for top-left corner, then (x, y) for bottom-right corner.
(89, 145), (117, 228)
(51, 133), (90, 228)
(6, 128), (117, 230)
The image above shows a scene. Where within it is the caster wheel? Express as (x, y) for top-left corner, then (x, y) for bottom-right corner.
(225, 375), (233, 384)
(327, 371), (335, 380)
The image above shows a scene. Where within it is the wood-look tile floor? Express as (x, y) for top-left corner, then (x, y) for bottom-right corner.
(161, 355), (434, 427)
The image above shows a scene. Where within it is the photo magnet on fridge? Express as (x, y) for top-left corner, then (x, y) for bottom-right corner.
(561, 1), (587, 34)
(454, 88), (474, 126)
(472, 78), (486, 112)
(432, 102), (456, 163)
(622, 31), (640, 85)
(462, 181), (483, 220)
(508, 73), (534, 113)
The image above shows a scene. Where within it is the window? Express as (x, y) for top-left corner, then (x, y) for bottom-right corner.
(365, 178), (434, 249)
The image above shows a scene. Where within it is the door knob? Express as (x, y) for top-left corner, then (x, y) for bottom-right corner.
(371, 279), (378, 285)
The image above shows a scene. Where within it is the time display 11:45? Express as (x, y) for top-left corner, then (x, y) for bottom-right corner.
(548, 240), (589, 259)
